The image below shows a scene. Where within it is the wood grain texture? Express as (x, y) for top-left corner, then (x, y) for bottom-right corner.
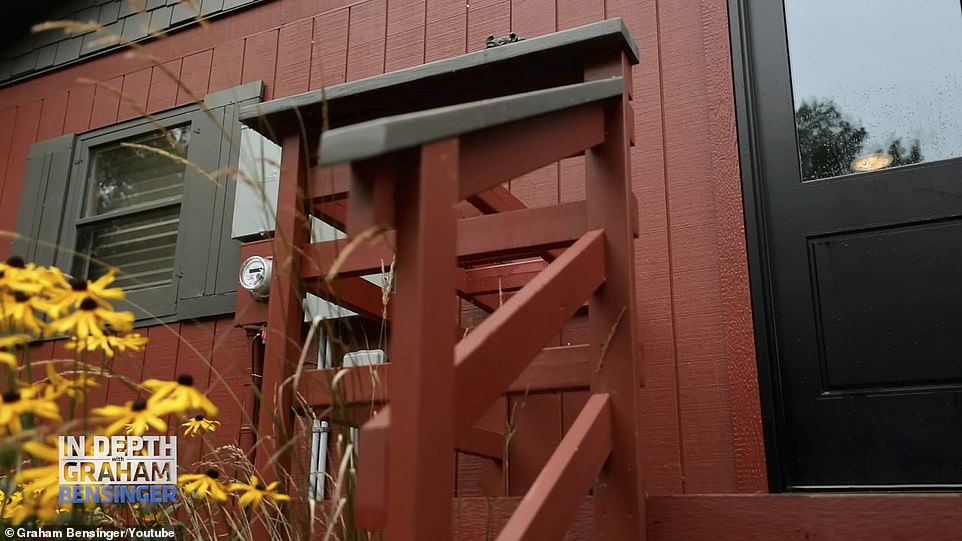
(208, 319), (255, 450)
(507, 393), (562, 496)
(647, 494), (962, 540)
(275, 19), (314, 98)
(103, 323), (172, 406)
(0, 101), (42, 252)
(146, 59), (183, 113)
(608, 0), (683, 495)
(176, 49), (213, 105)
(658, 0), (738, 494)
(701, 0), (767, 493)
(89, 77), (122, 129)
(37, 93), (68, 141)
(558, 155), (585, 203)
(584, 54), (644, 539)
(242, 29), (279, 100)
(466, 0), (510, 53)
(558, 0), (603, 30)
(173, 320), (216, 465)
(346, 0), (387, 81)
(425, 0), (465, 62)
(510, 0), (555, 37)
(510, 164), (559, 209)
(62, 85), (95, 134)
(455, 231), (604, 432)
(0, 107), (19, 217)
(142, 324), (180, 382)
(118, 67), (152, 121)
(454, 496), (593, 540)
(499, 393), (610, 541)
(561, 390), (589, 434)
(310, 9), (349, 89)
(209, 40), (244, 94)
(385, 0), (425, 71)
(174, 320), (216, 389)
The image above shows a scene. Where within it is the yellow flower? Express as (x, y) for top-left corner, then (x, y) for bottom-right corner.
(1, 488), (23, 522)
(92, 399), (167, 436)
(0, 292), (48, 335)
(179, 470), (229, 503)
(0, 256), (51, 296)
(12, 456), (62, 525)
(8, 484), (61, 525)
(18, 465), (60, 497)
(45, 268), (125, 318)
(144, 374), (218, 417)
(0, 333), (31, 368)
(133, 502), (163, 525)
(227, 475), (291, 509)
(47, 298), (134, 340)
(65, 331), (148, 358)
(22, 440), (60, 462)
(0, 389), (61, 435)
(181, 415), (221, 437)
(34, 361), (99, 400)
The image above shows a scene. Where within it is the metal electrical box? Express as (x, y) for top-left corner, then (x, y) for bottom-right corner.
(231, 125), (281, 240)
(232, 126), (385, 320)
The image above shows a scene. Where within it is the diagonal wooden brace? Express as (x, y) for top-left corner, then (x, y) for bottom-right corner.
(498, 393), (613, 540)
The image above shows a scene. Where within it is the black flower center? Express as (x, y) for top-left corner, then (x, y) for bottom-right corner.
(205, 469), (220, 479)
(79, 298), (98, 311)
(2, 391), (21, 403)
(255, 483), (266, 491)
(5, 257), (24, 269)
(69, 278), (88, 291)
(13, 292), (29, 303)
(132, 400), (148, 412)
(177, 374), (194, 386)
(194, 414), (205, 421)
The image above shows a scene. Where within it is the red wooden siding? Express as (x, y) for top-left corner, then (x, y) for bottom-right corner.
(0, 0), (764, 498)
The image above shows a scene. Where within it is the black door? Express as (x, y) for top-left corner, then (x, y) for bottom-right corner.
(739, 0), (962, 488)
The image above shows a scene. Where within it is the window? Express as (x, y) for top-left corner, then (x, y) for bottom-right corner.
(784, 0), (962, 181)
(73, 127), (190, 292)
(14, 81), (264, 321)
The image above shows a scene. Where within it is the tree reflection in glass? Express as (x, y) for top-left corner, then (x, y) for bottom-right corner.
(785, 0), (962, 181)
(86, 126), (189, 216)
(795, 99), (922, 181)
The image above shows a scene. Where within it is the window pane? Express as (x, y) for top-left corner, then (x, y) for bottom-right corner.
(74, 205), (180, 291)
(86, 127), (190, 215)
(785, 0), (962, 180)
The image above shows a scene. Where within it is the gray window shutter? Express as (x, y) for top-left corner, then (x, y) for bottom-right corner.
(13, 134), (76, 266)
(176, 80), (263, 319)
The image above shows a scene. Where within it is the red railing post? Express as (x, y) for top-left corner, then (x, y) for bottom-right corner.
(385, 138), (459, 539)
(256, 133), (310, 489)
(585, 52), (646, 540)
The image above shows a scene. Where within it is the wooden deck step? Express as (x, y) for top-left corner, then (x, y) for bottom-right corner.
(647, 494), (962, 540)
(452, 493), (962, 539)
(451, 497), (593, 540)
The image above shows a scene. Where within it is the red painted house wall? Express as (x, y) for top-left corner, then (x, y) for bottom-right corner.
(0, 0), (765, 499)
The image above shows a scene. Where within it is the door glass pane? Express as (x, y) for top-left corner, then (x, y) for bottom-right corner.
(785, 0), (962, 181)
(86, 126), (190, 215)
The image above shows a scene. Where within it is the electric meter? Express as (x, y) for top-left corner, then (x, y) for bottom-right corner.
(239, 255), (272, 300)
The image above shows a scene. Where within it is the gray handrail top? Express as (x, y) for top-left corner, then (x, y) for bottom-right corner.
(240, 18), (637, 127)
(318, 77), (622, 165)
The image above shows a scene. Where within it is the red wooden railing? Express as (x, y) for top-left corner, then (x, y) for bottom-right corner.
(239, 19), (643, 540)
(232, 16), (962, 541)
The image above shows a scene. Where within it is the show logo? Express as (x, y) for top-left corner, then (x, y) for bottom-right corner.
(58, 435), (178, 505)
